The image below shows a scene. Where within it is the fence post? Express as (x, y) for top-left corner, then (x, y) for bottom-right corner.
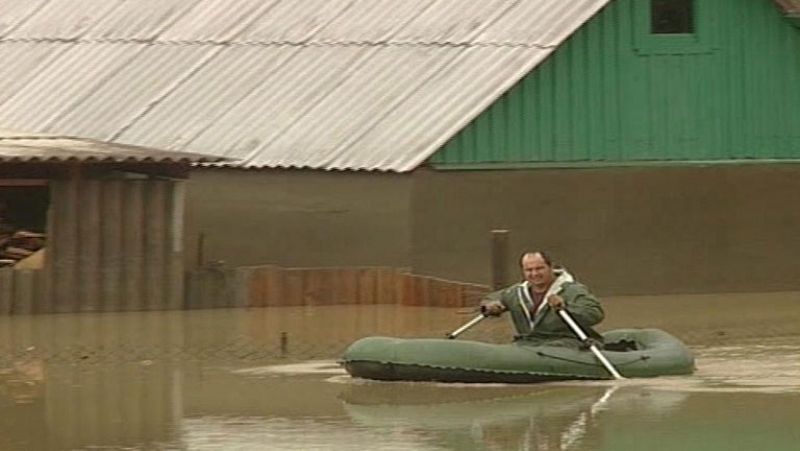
(490, 229), (510, 290)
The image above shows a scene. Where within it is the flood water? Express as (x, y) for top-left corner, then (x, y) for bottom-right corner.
(1, 292), (799, 450)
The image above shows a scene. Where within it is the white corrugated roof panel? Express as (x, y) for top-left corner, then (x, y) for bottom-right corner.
(6, 0), (126, 40)
(390, 0), (523, 43)
(46, 43), (215, 140)
(0, 0), (611, 172)
(308, 0), (440, 43)
(0, 0), (50, 38)
(234, 0), (367, 43)
(115, 45), (308, 152)
(160, 0), (279, 41)
(0, 43), (63, 99)
(483, 0), (610, 44)
(0, 43), (143, 132)
(255, 46), (448, 166)
(83, 0), (199, 41)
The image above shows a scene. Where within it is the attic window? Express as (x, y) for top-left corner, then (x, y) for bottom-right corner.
(634, 0), (713, 55)
(651, 0), (694, 34)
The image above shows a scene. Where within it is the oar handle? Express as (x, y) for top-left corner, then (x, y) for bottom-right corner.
(446, 314), (487, 339)
(556, 308), (625, 380)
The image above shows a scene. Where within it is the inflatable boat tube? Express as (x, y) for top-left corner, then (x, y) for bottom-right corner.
(342, 329), (694, 383)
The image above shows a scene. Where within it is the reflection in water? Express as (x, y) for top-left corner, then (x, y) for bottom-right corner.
(0, 313), (183, 451)
(340, 383), (687, 451)
(0, 349), (47, 451)
(180, 416), (441, 451)
(0, 297), (798, 450)
(43, 363), (179, 450)
(234, 360), (345, 376)
(559, 385), (617, 449)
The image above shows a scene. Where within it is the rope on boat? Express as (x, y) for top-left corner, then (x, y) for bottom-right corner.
(535, 351), (650, 367)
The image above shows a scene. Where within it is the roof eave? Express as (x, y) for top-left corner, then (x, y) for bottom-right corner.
(0, 133), (235, 165)
(774, 0), (800, 13)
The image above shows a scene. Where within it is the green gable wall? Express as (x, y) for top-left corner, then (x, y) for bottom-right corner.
(431, 0), (800, 168)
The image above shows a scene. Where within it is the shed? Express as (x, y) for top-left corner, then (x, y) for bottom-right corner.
(0, 130), (225, 313)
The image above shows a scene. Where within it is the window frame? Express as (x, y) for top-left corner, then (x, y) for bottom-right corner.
(633, 0), (717, 55)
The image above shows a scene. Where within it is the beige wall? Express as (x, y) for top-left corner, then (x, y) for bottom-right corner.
(184, 169), (413, 270)
(410, 165), (800, 295)
(186, 165), (800, 296)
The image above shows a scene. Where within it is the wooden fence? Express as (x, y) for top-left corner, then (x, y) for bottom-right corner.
(185, 265), (490, 309)
(0, 265), (491, 315)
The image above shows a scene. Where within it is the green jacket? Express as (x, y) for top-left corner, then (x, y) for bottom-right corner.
(484, 269), (605, 346)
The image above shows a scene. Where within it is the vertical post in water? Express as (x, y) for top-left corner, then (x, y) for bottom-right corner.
(490, 229), (510, 290)
(280, 331), (288, 358)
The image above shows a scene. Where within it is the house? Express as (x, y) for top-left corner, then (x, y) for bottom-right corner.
(0, 0), (799, 296)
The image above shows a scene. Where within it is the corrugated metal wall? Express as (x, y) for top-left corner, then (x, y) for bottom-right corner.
(0, 268), (42, 314)
(432, 0), (800, 166)
(43, 178), (184, 313)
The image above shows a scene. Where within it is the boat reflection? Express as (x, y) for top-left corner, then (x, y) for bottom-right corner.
(340, 382), (688, 450)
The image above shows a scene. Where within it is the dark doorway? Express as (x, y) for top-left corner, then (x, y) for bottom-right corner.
(0, 183), (49, 268)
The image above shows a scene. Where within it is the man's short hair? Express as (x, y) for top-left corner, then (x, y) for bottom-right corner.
(519, 251), (553, 267)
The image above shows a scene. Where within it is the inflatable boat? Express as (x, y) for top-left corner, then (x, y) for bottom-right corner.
(342, 328), (694, 383)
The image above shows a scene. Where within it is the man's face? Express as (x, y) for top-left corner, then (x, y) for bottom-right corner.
(521, 254), (555, 289)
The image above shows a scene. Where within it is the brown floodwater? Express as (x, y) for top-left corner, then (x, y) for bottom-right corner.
(1, 292), (799, 450)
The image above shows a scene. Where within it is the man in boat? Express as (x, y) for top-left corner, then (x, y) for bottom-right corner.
(481, 251), (605, 347)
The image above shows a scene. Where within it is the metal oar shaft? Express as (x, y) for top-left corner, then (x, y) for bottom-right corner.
(446, 314), (486, 339)
(557, 309), (625, 380)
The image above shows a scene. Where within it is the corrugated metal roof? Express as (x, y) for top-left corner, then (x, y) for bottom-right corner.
(6, 0), (126, 41)
(0, 129), (227, 163)
(775, 0), (800, 14)
(0, 0), (50, 38)
(0, 0), (611, 172)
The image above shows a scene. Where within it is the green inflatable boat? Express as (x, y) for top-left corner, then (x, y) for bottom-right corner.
(342, 329), (695, 383)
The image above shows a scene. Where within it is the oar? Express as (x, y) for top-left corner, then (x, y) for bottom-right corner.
(556, 308), (625, 380)
(446, 313), (487, 339)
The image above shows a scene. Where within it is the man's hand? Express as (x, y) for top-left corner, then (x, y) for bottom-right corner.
(480, 302), (506, 317)
(547, 294), (565, 310)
